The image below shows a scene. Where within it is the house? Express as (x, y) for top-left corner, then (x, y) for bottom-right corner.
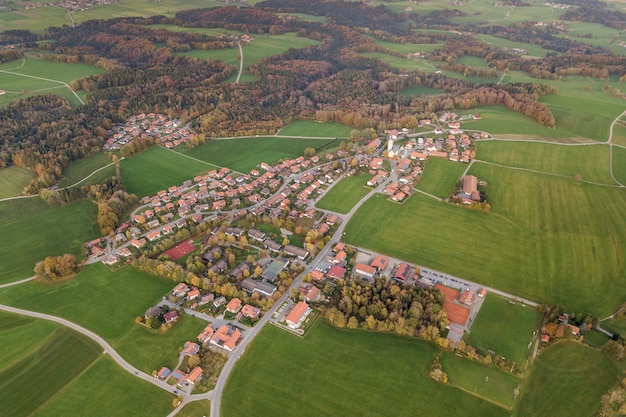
(248, 228), (267, 242)
(197, 324), (215, 344)
(199, 293), (214, 305)
(187, 289), (200, 300)
(541, 334), (551, 343)
(164, 311), (179, 323)
(458, 289), (476, 306)
(286, 301), (312, 329)
(284, 244), (309, 260)
(172, 283), (190, 297)
(371, 255), (389, 271)
(333, 242), (345, 252)
(477, 288), (487, 298)
(157, 367), (171, 380)
(183, 341), (200, 356)
(462, 175), (478, 194)
(310, 270), (325, 282)
(354, 263), (377, 279)
(327, 265), (347, 280)
(264, 240), (283, 253)
(184, 366), (203, 385)
(333, 250), (347, 264)
(146, 230), (161, 242)
(241, 278), (278, 297)
(226, 298), (242, 313)
(304, 285), (320, 302)
(241, 304), (261, 319)
(210, 325), (242, 351)
(213, 296), (227, 308)
(394, 263), (412, 282)
(568, 324), (580, 336)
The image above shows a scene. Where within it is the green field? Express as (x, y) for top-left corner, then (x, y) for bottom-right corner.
(121, 146), (215, 197)
(476, 141), (616, 185)
(182, 137), (341, 173)
(277, 120), (352, 137)
(474, 34), (552, 58)
(372, 38), (443, 55)
(400, 85), (444, 97)
(458, 55), (491, 69)
(223, 320), (508, 417)
(0, 198), (99, 284)
(611, 145), (626, 186)
(440, 352), (521, 408)
(316, 173), (372, 214)
(611, 123), (626, 147)
(0, 166), (35, 198)
(344, 163), (626, 316)
(517, 342), (617, 417)
(601, 316), (626, 338)
(0, 312), (59, 370)
(465, 295), (541, 365)
(416, 157), (467, 198)
(177, 399), (211, 417)
(0, 57), (102, 107)
(57, 153), (116, 188)
(582, 329), (611, 348)
(31, 356), (174, 417)
(0, 326), (100, 417)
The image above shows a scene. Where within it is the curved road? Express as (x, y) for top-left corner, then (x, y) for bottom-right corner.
(235, 42), (243, 84)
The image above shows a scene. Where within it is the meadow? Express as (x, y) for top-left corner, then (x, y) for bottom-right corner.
(600, 316), (626, 338)
(120, 146), (215, 197)
(178, 400), (211, 417)
(464, 295), (541, 365)
(0, 166), (35, 198)
(516, 342), (617, 417)
(277, 120), (352, 137)
(611, 123), (626, 147)
(611, 146), (626, 186)
(415, 157), (467, 198)
(0, 198), (99, 284)
(476, 140), (616, 185)
(0, 312), (59, 370)
(400, 85), (444, 97)
(372, 38), (444, 55)
(182, 137), (341, 173)
(343, 163), (626, 316)
(316, 173), (372, 214)
(222, 320), (509, 417)
(57, 153), (116, 188)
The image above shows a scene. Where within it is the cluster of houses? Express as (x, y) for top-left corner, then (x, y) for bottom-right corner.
(103, 113), (191, 150)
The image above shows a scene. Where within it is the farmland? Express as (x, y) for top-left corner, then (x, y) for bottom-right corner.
(277, 120), (352, 137)
(120, 146), (215, 197)
(0, 198), (99, 284)
(415, 157), (467, 198)
(464, 295), (541, 365)
(223, 320), (508, 417)
(57, 153), (116, 188)
(182, 137), (342, 173)
(516, 342), (617, 417)
(316, 173), (372, 214)
(611, 146), (626, 186)
(0, 166), (35, 198)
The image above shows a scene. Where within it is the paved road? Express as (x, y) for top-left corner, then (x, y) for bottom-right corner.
(235, 42), (243, 84)
(0, 276), (36, 289)
(0, 68), (84, 105)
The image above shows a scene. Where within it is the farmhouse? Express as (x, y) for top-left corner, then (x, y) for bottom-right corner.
(462, 175), (478, 194)
(285, 301), (312, 329)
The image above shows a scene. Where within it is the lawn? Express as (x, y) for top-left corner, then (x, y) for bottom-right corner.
(343, 163), (626, 316)
(0, 198), (100, 284)
(464, 295), (541, 365)
(182, 137), (341, 173)
(476, 141), (615, 185)
(601, 316), (626, 338)
(582, 329), (611, 348)
(0, 166), (35, 198)
(277, 120), (352, 137)
(316, 173), (372, 214)
(57, 153), (116, 188)
(222, 320), (508, 417)
(440, 352), (521, 408)
(416, 157), (468, 198)
(516, 342), (617, 417)
(120, 146), (215, 197)
(31, 356), (174, 417)
(0, 327), (100, 417)
(177, 399), (211, 417)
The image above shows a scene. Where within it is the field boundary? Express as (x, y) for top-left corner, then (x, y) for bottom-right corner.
(0, 68), (84, 105)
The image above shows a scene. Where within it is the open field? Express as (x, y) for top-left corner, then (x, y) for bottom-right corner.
(464, 295), (541, 365)
(582, 329), (611, 348)
(440, 352), (521, 408)
(0, 263), (173, 344)
(476, 141), (615, 185)
(474, 34), (552, 58)
(277, 120), (352, 137)
(0, 198), (99, 284)
(611, 146), (626, 186)
(223, 320), (508, 417)
(372, 38), (443, 55)
(31, 356), (174, 417)
(120, 146), (215, 197)
(344, 164), (626, 316)
(601, 316), (626, 337)
(611, 123), (626, 147)
(0, 311), (59, 370)
(0, 57), (102, 107)
(516, 342), (617, 417)
(182, 137), (341, 173)
(178, 400), (211, 417)
(415, 157), (467, 198)
(400, 85), (444, 97)
(57, 153), (116, 188)
(0, 327), (100, 417)
(0, 166), (35, 198)
(316, 173), (372, 214)
(458, 55), (491, 69)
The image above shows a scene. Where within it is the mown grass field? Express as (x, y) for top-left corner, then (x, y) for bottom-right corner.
(223, 320), (508, 417)
(120, 146), (215, 197)
(344, 163), (626, 316)
(0, 198), (99, 284)
(182, 137), (341, 173)
(372, 38), (443, 54)
(465, 295), (541, 365)
(612, 145), (626, 186)
(0, 312), (59, 370)
(277, 120), (352, 137)
(582, 329), (611, 348)
(31, 356), (174, 417)
(177, 399), (211, 417)
(601, 316), (626, 338)
(57, 153), (116, 188)
(611, 122), (626, 147)
(0, 326), (100, 417)
(516, 342), (617, 417)
(476, 141), (615, 185)
(474, 34), (551, 58)
(316, 173), (372, 214)
(416, 157), (467, 198)
(440, 352), (521, 408)
(0, 166), (35, 198)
